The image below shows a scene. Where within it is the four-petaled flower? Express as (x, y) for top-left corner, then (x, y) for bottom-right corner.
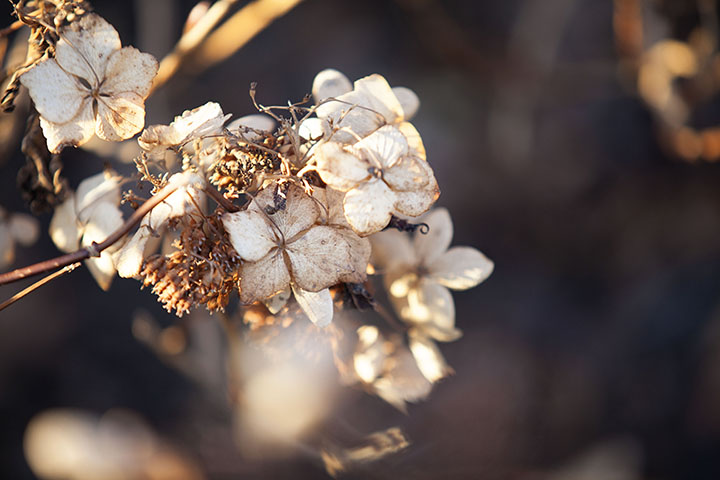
(20, 13), (158, 153)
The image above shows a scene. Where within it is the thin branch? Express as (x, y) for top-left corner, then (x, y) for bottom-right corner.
(0, 262), (80, 312)
(204, 185), (240, 212)
(0, 180), (181, 286)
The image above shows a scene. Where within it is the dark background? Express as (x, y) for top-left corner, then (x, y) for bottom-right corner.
(3, 0), (720, 478)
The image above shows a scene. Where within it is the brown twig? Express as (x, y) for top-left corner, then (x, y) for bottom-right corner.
(204, 185), (240, 212)
(0, 181), (181, 286)
(0, 262), (80, 312)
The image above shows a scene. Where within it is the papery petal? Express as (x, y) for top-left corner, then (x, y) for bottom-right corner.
(102, 47), (157, 97)
(369, 229), (416, 272)
(397, 122), (426, 160)
(172, 102), (228, 140)
(75, 171), (121, 224)
(95, 92), (146, 141)
(55, 13), (120, 81)
(354, 326), (385, 383)
(298, 117), (326, 142)
(0, 223), (15, 269)
(428, 246), (494, 290)
(413, 208), (452, 266)
(239, 249), (291, 303)
(264, 286), (291, 314)
(81, 202), (124, 290)
(39, 101), (95, 153)
(408, 332), (453, 383)
(114, 227), (151, 278)
(343, 180), (395, 235)
(221, 210), (277, 262)
(312, 69), (352, 103)
(352, 74), (404, 125)
(384, 155), (432, 191)
(392, 87), (420, 120)
(287, 225), (370, 291)
(137, 124), (180, 154)
(315, 142), (370, 192)
(352, 125), (408, 169)
(228, 114), (275, 141)
(49, 196), (81, 253)
(9, 214), (40, 246)
(313, 187), (349, 228)
(20, 59), (85, 124)
(373, 346), (432, 412)
(402, 280), (460, 342)
(292, 285), (333, 327)
(250, 184), (320, 241)
(393, 182), (438, 218)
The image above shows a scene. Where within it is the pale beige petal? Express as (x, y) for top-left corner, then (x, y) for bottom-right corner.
(384, 155), (432, 191)
(312, 69), (352, 103)
(0, 223), (15, 269)
(102, 47), (158, 97)
(114, 227), (151, 278)
(397, 122), (426, 160)
(413, 208), (452, 266)
(251, 184), (320, 241)
(221, 210), (277, 262)
(171, 102), (227, 140)
(49, 197), (80, 253)
(287, 225), (370, 291)
(9, 214), (40, 246)
(393, 182), (438, 218)
(292, 286), (334, 327)
(352, 74), (404, 125)
(75, 171), (121, 224)
(369, 229), (416, 272)
(402, 280), (459, 342)
(137, 124), (180, 154)
(408, 332), (453, 383)
(95, 92), (146, 141)
(428, 246), (494, 291)
(392, 86), (420, 120)
(228, 114), (275, 141)
(39, 101), (95, 153)
(342, 180), (395, 236)
(55, 13), (120, 81)
(264, 286), (291, 314)
(315, 143), (370, 192)
(20, 59), (86, 124)
(298, 117), (326, 142)
(352, 125), (408, 169)
(353, 326), (385, 383)
(313, 187), (350, 228)
(239, 249), (291, 303)
(373, 346), (432, 412)
(81, 202), (124, 291)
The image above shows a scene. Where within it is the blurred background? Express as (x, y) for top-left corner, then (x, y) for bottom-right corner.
(2, 0), (720, 478)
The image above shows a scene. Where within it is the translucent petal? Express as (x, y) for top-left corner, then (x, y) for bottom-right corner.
(403, 280), (458, 341)
(392, 86), (420, 120)
(352, 74), (404, 125)
(384, 155), (432, 191)
(95, 92), (146, 141)
(250, 184), (320, 241)
(413, 208), (452, 266)
(240, 249), (291, 303)
(369, 229), (415, 272)
(352, 125), (408, 169)
(39, 101), (95, 153)
(75, 171), (121, 224)
(315, 143), (370, 192)
(353, 326), (385, 383)
(221, 210), (277, 262)
(342, 180), (395, 236)
(372, 346), (432, 412)
(9, 214), (40, 246)
(49, 197), (80, 253)
(81, 202), (124, 291)
(54, 13), (120, 82)
(408, 332), (453, 383)
(393, 180), (438, 218)
(428, 246), (494, 290)
(287, 225), (370, 291)
(292, 286), (333, 327)
(397, 122), (426, 160)
(20, 59), (85, 124)
(102, 47), (157, 97)
(312, 69), (352, 103)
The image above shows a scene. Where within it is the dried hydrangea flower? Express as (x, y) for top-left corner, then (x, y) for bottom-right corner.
(222, 182), (370, 327)
(49, 170), (125, 290)
(0, 208), (40, 270)
(20, 13), (158, 153)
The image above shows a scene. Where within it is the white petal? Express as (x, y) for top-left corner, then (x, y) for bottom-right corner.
(397, 122), (426, 160)
(9, 214), (40, 246)
(114, 227), (150, 278)
(354, 326), (385, 383)
(401, 280), (460, 342)
(353, 74), (405, 124)
(342, 180), (395, 235)
(95, 92), (146, 141)
(49, 196), (81, 253)
(101, 47), (158, 98)
(292, 286), (333, 327)
(39, 102), (96, 153)
(228, 114), (275, 141)
(298, 117), (326, 142)
(20, 59), (85, 124)
(315, 142), (370, 192)
(312, 69), (352, 103)
(393, 183), (438, 218)
(221, 209), (276, 262)
(240, 249), (291, 303)
(383, 155), (432, 191)
(81, 202), (124, 290)
(428, 246), (494, 291)
(171, 102), (227, 141)
(286, 225), (370, 291)
(413, 208), (452, 266)
(392, 87), (420, 120)
(54, 13), (120, 82)
(408, 333), (453, 383)
(352, 125), (408, 169)
(75, 171), (121, 224)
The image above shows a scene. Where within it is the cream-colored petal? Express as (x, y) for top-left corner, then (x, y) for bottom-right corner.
(401, 280), (459, 342)
(287, 225), (370, 291)
(383, 155), (432, 191)
(9, 214), (40, 247)
(81, 202), (124, 290)
(413, 208), (452, 266)
(55, 13), (120, 82)
(228, 114), (275, 141)
(114, 227), (151, 278)
(352, 125), (408, 169)
(369, 229), (416, 272)
(239, 249), (291, 303)
(20, 59), (86, 124)
(102, 47), (157, 98)
(353, 326), (385, 383)
(250, 183), (320, 241)
(313, 187), (350, 228)
(221, 210), (277, 262)
(428, 246), (493, 290)
(342, 180), (395, 235)
(137, 124), (179, 154)
(397, 122), (426, 160)
(264, 286), (291, 314)
(0, 223), (15, 270)
(372, 346), (432, 412)
(39, 101), (96, 153)
(393, 182), (438, 218)
(392, 87), (420, 120)
(315, 142), (370, 192)
(312, 69), (352, 103)
(171, 102), (228, 140)
(292, 285), (333, 327)
(408, 332), (453, 383)
(298, 117), (326, 142)
(75, 171), (121, 224)
(95, 92), (146, 141)
(49, 196), (81, 253)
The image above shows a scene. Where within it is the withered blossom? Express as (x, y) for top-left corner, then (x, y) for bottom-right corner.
(20, 13), (158, 152)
